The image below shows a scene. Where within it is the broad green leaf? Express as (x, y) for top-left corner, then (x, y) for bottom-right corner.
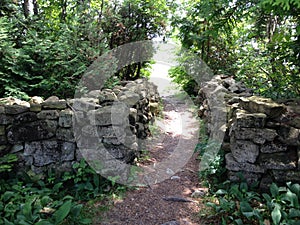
(283, 190), (299, 208)
(22, 201), (33, 221)
(289, 208), (300, 218)
(35, 220), (54, 225)
(270, 183), (279, 198)
(2, 191), (15, 202)
(4, 218), (14, 225)
(53, 200), (72, 224)
(271, 204), (281, 225)
(240, 201), (254, 219)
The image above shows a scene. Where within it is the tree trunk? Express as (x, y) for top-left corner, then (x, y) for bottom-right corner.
(23, 0), (30, 18)
(33, 0), (38, 15)
(60, 0), (67, 22)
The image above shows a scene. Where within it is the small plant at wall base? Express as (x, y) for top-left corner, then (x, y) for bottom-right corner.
(0, 159), (130, 224)
(202, 181), (300, 225)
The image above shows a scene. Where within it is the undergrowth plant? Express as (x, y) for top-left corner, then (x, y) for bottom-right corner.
(0, 159), (127, 225)
(202, 181), (300, 225)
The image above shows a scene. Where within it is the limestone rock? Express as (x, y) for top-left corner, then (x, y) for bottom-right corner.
(240, 96), (285, 118)
(56, 128), (74, 142)
(278, 125), (300, 146)
(14, 112), (38, 124)
(42, 96), (67, 109)
(7, 120), (57, 143)
(37, 110), (59, 120)
(10, 144), (24, 153)
(260, 142), (287, 153)
(5, 105), (29, 115)
(29, 96), (44, 104)
(99, 91), (118, 104)
(258, 151), (297, 170)
(0, 106), (4, 114)
(228, 171), (262, 185)
(225, 153), (264, 173)
(61, 142), (75, 161)
(0, 114), (13, 125)
(118, 91), (140, 106)
(235, 110), (267, 128)
(24, 141), (60, 166)
(88, 104), (128, 126)
(30, 103), (42, 112)
(233, 127), (277, 144)
(231, 138), (259, 163)
(0, 135), (7, 145)
(0, 126), (5, 136)
(58, 109), (73, 128)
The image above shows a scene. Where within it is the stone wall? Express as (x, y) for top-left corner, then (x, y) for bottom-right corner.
(0, 78), (160, 176)
(199, 75), (300, 190)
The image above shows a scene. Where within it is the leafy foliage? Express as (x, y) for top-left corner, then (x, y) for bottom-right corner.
(0, 0), (168, 99)
(0, 159), (127, 224)
(204, 181), (300, 224)
(170, 0), (300, 99)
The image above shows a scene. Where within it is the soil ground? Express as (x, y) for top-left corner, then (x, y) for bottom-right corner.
(97, 90), (212, 225)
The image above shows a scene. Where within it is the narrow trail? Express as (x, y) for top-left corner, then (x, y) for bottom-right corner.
(99, 65), (208, 225)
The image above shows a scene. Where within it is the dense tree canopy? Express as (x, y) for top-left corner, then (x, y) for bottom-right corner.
(0, 0), (168, 99)
(170, 0), (300, 99)
(1, 0), (299, 99)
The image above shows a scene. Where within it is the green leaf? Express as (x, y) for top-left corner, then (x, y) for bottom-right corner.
(270, 183), (279, 198)
(289, 208), (300, 218)
(70, 204), (83, 218)
(283, 190), (299, 208)
(2, 191), (15, 202)
(53, 200), (72, 224)
(240, 201), (254, 219)
(35, 220), (54, 225)
(4, 218), (14, 225)
(22, 200), (33, 221)
(271, 204), (281, 225)
(215, 189), (227, 195)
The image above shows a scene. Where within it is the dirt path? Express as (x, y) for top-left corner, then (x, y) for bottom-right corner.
(98, 66), (208, 225)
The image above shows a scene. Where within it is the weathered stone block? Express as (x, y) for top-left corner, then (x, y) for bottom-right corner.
(30, 103), (42, 112)
(0, 145), (7, 152)
(272, 170), (300, 183)
(278, 125), (300, 146)
(228, 171), (262, 185)
(260, 142), (287, 153)
(76, 135), (101, 149)
(56, 128), (74, 142)
(0, 106), (4, 113)
(14, 112), (38, 124)
(129, 108), (137, 125)
(0, 135), (7, 145)
(10, 144), (24, 153)
(225, 153), (265, 173)
(234, 127), (277, 144)
(118, 91), (140, 106)
(88, 104), (128, 126)
(235, 110), (267, 128)
(5, 105), (29, 114)
(231, 138), (259, 163)
(71, 98), (100, 111)
(258, 151), (297, 170)
(37, 110), (59, 120)
(58, 109), (73, 128)
(0, 114), (12, 125)
(7, 120), (57, 143)
(42, 97), (67, 109)
(99, 91), (118, 104)
(61, 142), (75, 161)
(24, 141), (60, 166)
(0, 126), (5, 136)
(240, 96), (286, 118)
